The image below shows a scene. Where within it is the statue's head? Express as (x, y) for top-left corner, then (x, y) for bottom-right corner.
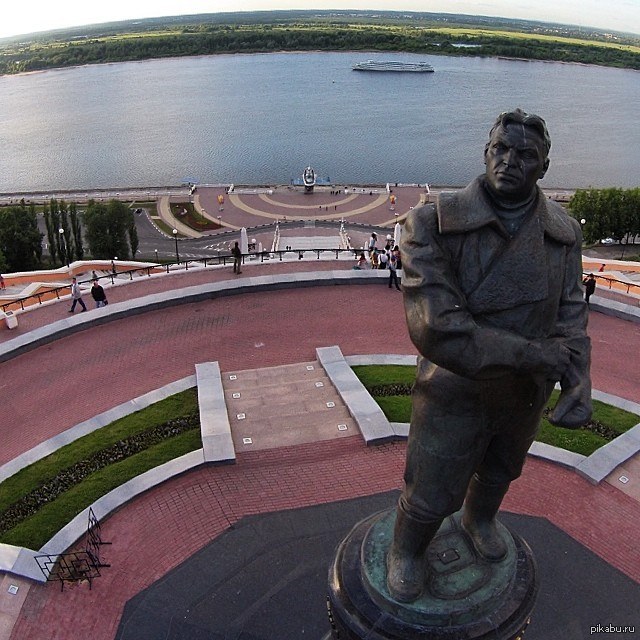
(484, 109), (551, 204)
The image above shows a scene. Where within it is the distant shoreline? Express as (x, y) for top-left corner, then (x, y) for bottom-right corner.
(0, 183), (578, 205)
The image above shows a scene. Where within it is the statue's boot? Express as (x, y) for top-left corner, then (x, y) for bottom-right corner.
(386, 509), (442, 602)
(461, 475), (510, 562)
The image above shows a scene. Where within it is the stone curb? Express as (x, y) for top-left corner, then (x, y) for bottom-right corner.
(1, 272), (639, 582)
(590, 294), (640, 323)
(339, 355), (640, 484)
(0, 376), (198, 582)
(575, 388), (640, 484)
(0, 357), (239, 582)
(0, 270), (391, 363)
(0, 376), (197, 485)
(196, 362), (235, 464)
(2, 353), (638, 582)
(317, 346), (396, 444)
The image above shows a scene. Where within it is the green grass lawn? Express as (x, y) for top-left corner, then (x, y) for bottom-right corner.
(2, 365), (637, 551)
(353, 365), (639, 457)
(0, 389), (201, 550)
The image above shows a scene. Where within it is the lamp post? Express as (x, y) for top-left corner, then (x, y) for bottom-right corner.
(154, 249), (159, 264)
(172, 229), (180, 263)
(58, 227), (69, 268)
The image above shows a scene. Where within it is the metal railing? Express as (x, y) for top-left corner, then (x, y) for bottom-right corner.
(0, 247), (363, 314)
(588, 272), (640, 301)
(2, 253), (638, 315)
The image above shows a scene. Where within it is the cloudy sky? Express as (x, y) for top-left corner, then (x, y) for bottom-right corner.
(1, 0), (638, 40)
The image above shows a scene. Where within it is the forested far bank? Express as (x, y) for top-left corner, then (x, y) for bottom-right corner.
(1, 21), (639, 76)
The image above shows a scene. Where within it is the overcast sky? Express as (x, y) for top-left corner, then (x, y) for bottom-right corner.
(1, 0), (638, 40)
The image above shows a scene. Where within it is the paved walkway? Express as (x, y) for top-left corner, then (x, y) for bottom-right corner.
(1, 261), (639, 640)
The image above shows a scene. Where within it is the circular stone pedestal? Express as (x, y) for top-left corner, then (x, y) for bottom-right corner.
(327, 508), (537, 640)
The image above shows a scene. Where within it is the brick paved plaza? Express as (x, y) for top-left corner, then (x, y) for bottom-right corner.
(0, 258), (639, 640)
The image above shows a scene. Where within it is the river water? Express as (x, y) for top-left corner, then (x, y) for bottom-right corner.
(0, 51), (638, 192)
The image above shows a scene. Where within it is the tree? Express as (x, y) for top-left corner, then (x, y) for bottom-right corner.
(83, 199), (133, 259)
(43, 205), (58, 266)
(0, 203), (43, 272)
(69, 202), (84, 260)
(128, 215), (139, 258)
(569, 187), (640, 247)
(28, 202), (43, 265)
(59, 200), (74, 266)
(49, 199), (63, 265)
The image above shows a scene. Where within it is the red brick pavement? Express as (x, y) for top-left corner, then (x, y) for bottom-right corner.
(3, 262), (640, 639)
(1, 267), (638, 465)
(0, 260), (347, 344)
(9, 439), (640, 640)
(0, 279), (414, 465)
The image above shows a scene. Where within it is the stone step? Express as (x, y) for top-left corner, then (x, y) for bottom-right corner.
(230, 408), (357, 452)
(220, 360), (359, 451)
(227, 394), (347, 415)
(222, 362), (325, 390)
(223, 376), (333, 401)
(228, 399), (352, 423)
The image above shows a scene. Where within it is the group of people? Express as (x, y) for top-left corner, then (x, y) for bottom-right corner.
(353, 232), (402, 290)
(68, 277), (108, 313)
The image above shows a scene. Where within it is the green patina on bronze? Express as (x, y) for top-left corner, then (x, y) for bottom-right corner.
(361, 509), (517, 627)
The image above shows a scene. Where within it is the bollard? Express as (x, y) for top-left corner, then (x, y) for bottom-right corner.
(4, 310), (18, 329)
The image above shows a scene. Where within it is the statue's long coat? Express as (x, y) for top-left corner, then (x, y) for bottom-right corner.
(399, 178), (589, 520)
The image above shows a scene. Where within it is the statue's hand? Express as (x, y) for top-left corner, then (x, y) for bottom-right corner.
(548, 366), (592, 429)
(528, 339), (571, 380)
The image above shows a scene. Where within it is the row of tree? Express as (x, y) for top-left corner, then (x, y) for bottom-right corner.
(568, 188), (640, 246)
(1, 24), (638, 75)
(43, 199), (84, 266)
(0, 199), (139, 274)
(0, 202), (42, 274)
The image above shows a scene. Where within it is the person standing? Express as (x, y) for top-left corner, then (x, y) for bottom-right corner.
(388, 251), (401, 290)
(231, 241), (242, 274)
(91, 280), (108, 308)
(583, 273), (596, 305)
(368, 232), (378, 254)
(0, 274), (5, 290)
(69, 277), (87, 312)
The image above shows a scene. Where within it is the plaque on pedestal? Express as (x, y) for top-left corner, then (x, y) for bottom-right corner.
(327, 508), (537, 640)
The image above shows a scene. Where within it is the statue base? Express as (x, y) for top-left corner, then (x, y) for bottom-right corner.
(327, 508), (538, 640)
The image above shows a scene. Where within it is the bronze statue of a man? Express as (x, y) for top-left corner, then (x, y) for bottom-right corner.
(387, 109), (592, 603)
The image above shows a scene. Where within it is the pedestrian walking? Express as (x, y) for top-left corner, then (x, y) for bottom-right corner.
(0, 274), (5, 290)
(69, 277), (87, 312)
(91, 280), (108, 308)
(388, 252), (401, 290)
(231, 241), (242, 274)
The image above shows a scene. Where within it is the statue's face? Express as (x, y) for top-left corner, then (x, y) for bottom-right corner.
(484, 123), (549, 203)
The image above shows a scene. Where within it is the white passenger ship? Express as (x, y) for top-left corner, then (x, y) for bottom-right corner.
(352, 60), (434, 73)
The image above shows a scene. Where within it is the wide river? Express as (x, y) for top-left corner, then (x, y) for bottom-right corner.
(0, 51), (638, 192)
